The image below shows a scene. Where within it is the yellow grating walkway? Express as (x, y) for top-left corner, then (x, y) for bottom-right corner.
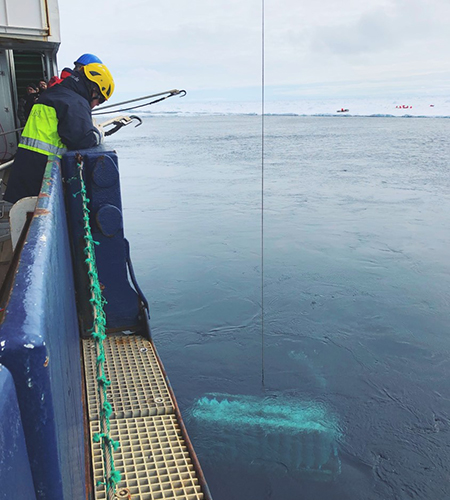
(83, 336), (205, 500)
(83, 336), (174, 420)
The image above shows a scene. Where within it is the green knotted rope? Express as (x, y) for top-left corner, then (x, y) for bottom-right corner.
(74, 160), (122, 496)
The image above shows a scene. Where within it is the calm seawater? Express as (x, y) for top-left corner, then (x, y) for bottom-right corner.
(111, 115), (450, 500)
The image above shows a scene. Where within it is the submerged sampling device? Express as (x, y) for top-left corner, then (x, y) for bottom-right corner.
(189, 393), (341, 479)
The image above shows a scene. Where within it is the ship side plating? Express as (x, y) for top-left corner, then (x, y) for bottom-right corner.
(0, 2), (210, 497)
(0, 159), (85, 499)
(0, 149), (211, 499)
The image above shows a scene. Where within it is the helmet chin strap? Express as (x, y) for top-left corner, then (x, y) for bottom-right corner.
(89, 85), (102, 104)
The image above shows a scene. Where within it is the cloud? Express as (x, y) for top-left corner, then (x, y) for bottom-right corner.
(309, 0), (442, 58)
(311, 9), (398, 56)
(57, 0), (450, 100)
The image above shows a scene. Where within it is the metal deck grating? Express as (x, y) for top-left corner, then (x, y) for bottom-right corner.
(91, 415), (204, 500)
(83, 335), (207, 499)
(83, 336), (174, 419)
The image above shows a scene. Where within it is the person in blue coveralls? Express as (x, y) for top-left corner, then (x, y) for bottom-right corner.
(73, 53), (103, 70)
(49, 53), (103, 87)
(4, 62), (114, 204)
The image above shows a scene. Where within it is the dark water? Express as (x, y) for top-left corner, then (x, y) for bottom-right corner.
(111, 115), (450, 500)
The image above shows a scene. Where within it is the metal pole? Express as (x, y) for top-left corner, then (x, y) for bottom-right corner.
(0, 159), (14, 172)
(94, 89), (184, 112)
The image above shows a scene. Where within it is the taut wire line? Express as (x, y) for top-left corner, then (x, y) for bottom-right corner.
(261, 0), (266, 387)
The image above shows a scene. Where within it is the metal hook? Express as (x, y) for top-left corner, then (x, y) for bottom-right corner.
(129, 115), (142, 127)
(172, 89), (187, 98)
(101, 115), (144, 136)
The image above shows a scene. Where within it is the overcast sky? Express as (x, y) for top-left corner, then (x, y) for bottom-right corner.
(57, 0), (450, 103)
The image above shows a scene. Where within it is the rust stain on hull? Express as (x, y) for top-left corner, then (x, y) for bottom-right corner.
(34, 209), (50, 216)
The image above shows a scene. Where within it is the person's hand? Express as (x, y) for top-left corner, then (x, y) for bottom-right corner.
(92, 118), (105, 145)
(95, 125), (105, 144)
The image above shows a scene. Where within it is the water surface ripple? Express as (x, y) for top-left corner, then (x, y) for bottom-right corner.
(113, 116), (450, 500)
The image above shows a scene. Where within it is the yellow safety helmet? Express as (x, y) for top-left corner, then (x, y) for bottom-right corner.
(83, 62), (115, 101)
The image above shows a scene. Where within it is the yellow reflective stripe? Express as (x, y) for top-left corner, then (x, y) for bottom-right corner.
(18, 143), (64, 159)
(21, 103), (67, 155)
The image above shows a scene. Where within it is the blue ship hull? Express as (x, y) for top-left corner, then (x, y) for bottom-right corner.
(0, 7), (211, 497)
(0, 159), (85, 498)
(0, 150), (211, 500)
